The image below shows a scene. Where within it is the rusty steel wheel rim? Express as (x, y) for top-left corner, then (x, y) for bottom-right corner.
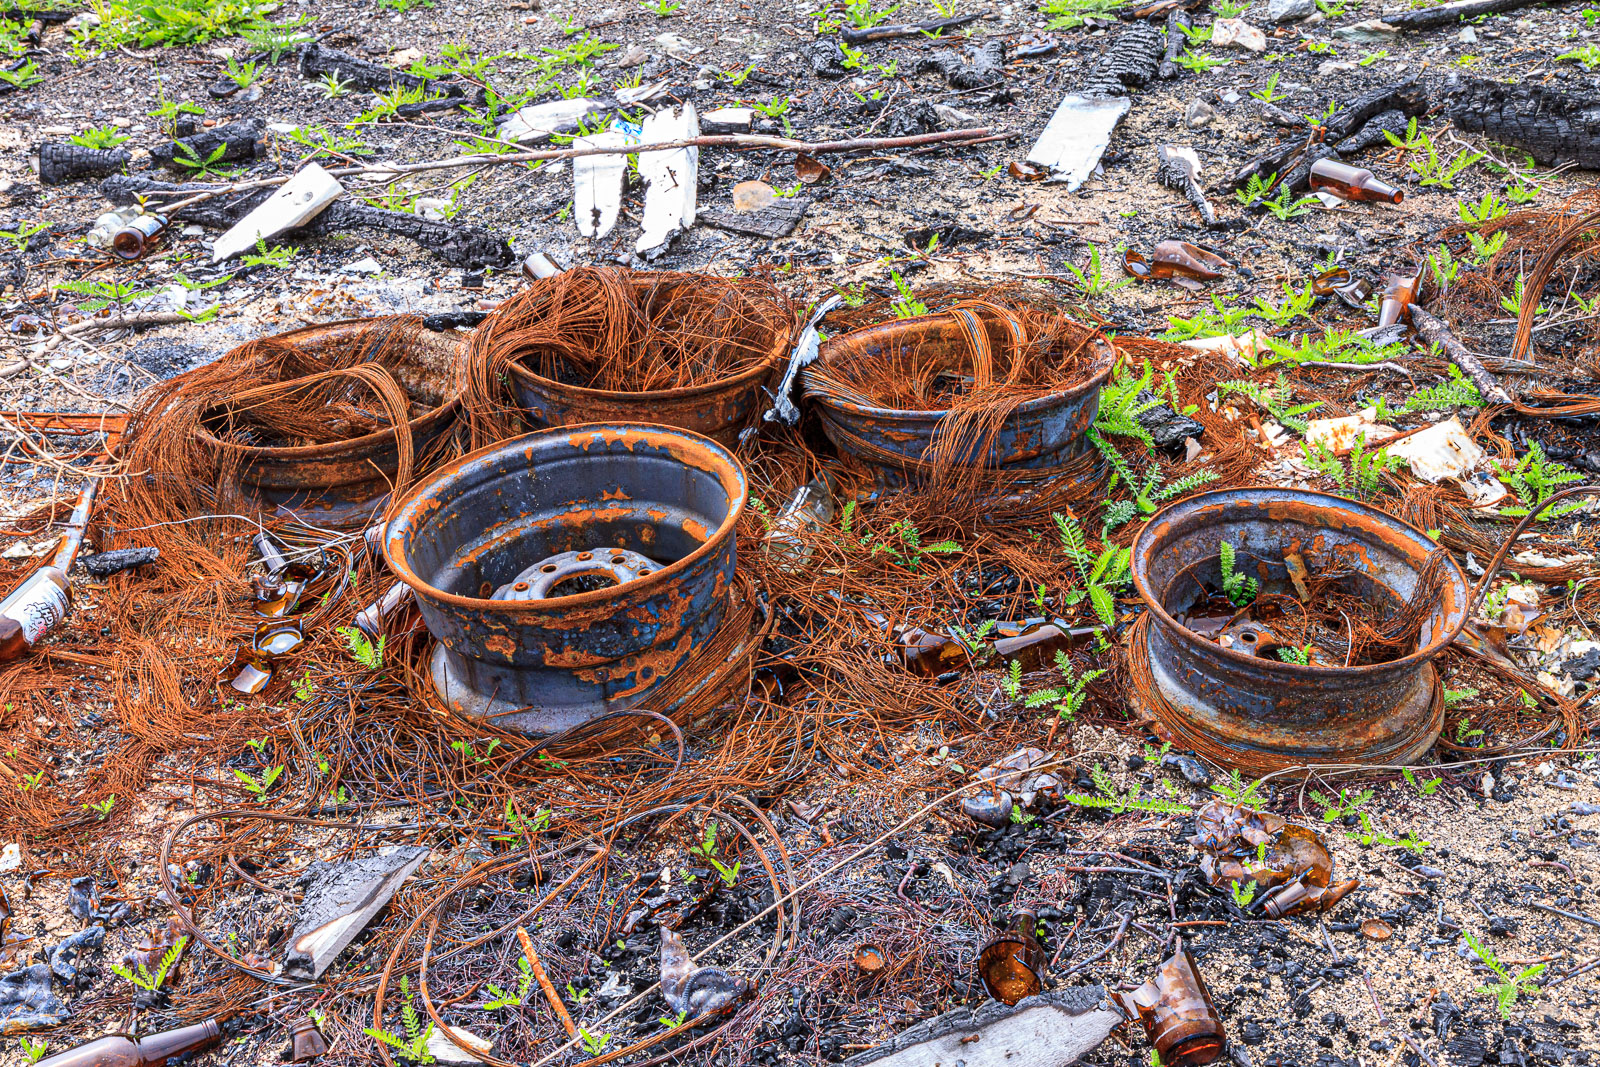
(196, 318), (466, 524)
(1130, 486), (1469, 772)
(383, 423), (747, 734)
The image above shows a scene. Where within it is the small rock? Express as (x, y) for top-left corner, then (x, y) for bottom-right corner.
(1318, 59), (1358, 75)
(1332, 19), (1396, 43)
(655, 31), (700, 57)
(1458, 25), (1477, 43)
(1213, 18), (1267, 51)
(413, 197), (450, 221)
(1219, 89), (1242, 105)
(343, 256), (383, 275)
(1267, 0), (1316, 21)
(613, 42), (649, 67)
(1186, 99), (1216, 128)
(64, 11), (101, 30)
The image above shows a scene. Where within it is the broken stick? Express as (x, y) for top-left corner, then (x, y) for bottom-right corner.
(515, 927), (576, 1038)
(1409, 307), (1515, 406)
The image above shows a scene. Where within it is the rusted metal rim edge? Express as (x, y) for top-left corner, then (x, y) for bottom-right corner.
(1130, 486), (1469, 679)
(1130, 614), (1446, 774)
(504, 347), (782, 403)
(384, 422), (747, 614)
(803, 336), (1116, 421)
(196, 318), (467, 464)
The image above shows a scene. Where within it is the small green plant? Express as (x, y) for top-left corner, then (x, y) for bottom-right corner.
(1064, 242), (1133, 298)
(1250, 282), (1319, 328)
(1459, 190), (1510, 225)
(1212, 769), (1266, 809)
(1464, 930), (1544, 1019)
(70, 124), (129, 150)
(1302, 436), (1404, 500)
(450, 738), (503, 764)
(1499, 271), (1550, 317)
(1218, 374), (1322, 432)
(293, 671), (316, 701)
(1038, 0), (1124, 29)
(1023, 650), (1106, 722)
(1495, 442), (1586, 520)
(337, 626), (385, 669)
(147, 95), (205, 137)
(659, 1010), (690, 1029)
(1276, 644), (1311, 665)
(233, 765), (284, 797)
(1054, 512), (1131, 627)
(1357, 48), (1388, 65)
(494, 799), (553, 842)
(172, 140), (238, 179)
(1505, 179), (1540, 204)
(1407, 137), (1483, 190)
(1428, 242), (1460, 292)
(1402, 766), (1442, 796)
(840, 502), (961, 570)
(1231, 879), (1258, 907)
(1456, 716), (1484, 744)
(579, 1029), (612, 1057)
(1467, 229), (1507, 264)
(1250, 72), (1286, 104)
(1261, 183), (1321, 222)
(319, 72), (353, 98)
(483, 957), (534, 1009)
(0, 59), (41, 88)
(1556, 44), (1600, 69)
(364, 976), (435, 1062)
(1402, 363), (1483, 412)
(223, 56), (259, 89)
(111, 935), (186, 991)
(1211, 0), (1246, 14)
(1310, 786), (1373, 821)
(0, 220), (48, 253)
(688, 820), (742, 885)
(19, 1036), (47, 1064)
(56, 277), (160, 312)
(1219, 540), (1257, 607)
(1236, 170), (1278, 207)
(1177, 21), (1213, 42)
(1062, 763), (1193, 814)
(239, 236), (297, 268)
(1175, 48), (1229, 73)
(19, 770), (45, 791)
(83, 796), (116, 820)
(1001, 658), (1025, 701)
(237, 17), (314, 63)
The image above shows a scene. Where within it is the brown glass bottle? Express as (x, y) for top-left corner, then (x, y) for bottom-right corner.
(1377, 264), (1424, 329)
(34, 1018), (223, 1067)
(992, 621), (1098, 673)
(288, 1016), (329, 1061)
(1125, 241), (1227, 282)
(0, 475), (99, 663)
(1116, 941), (1225, 1067)
(110, 214), (169, 261)
(1308, 159), (1402, 204)
(978, 909), (1045, 1005)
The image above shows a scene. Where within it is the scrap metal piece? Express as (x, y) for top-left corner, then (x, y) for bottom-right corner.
(1025, 95), (1131, 188)
(759, 293), (843, 432)
(1130, 487), (1468, 774)
(0, 964), (68, 1033)
(283, 846), (429, 979)
(842, 987), (1120, 1067)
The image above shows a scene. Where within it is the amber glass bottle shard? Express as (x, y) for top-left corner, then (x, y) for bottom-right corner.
(1116, 941), (1225, 1067)
(978, 909), (1045, 1005)
(1377, 264), (1424, 328)
(1308, 159), (1403, 204)
(1125, 241), (1227, 281)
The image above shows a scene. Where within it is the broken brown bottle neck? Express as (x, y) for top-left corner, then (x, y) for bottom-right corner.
(1116, 940), (1225, 1067)
(1377, 264), (1424, 329)
(110, 214), (169, 262)
(34, 1019), (223, 1067)
(1308, 159), (1402, 205)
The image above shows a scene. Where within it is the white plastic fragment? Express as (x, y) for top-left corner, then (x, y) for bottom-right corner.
(424, 1026), (494, 1064)
(635, 103), (700, 257)
(1384, 417), (1508, 506)
(700, 106), (754, 133)
(1025, 94), (1131, 188)
(572, 129), (633, 239)
(212, 162), (343, 264)
(0, 842), (20, 872)
(1305, 411), (1398, 452)
(1179, 330), (1268, 361)
(498, 97), (601, 144)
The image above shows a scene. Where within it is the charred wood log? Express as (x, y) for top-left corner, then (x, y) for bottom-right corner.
(1281, 142), (1340, 191)
(298, 42), (464, 97)
(842, 12), (984, 42)
(39, 143), (130, 185)
(1445, 78), (1600, 169)
(1383, 0), (1582, 29)
(1157, 145), (1215, 226)
(1410, 308), (1515, 405)
(100, 175), (515, 269)
(1081, 21), (1162, 96)
(1230, 79), (1426, 187)
(915, 38), (1007, 89)
(1158, 9), (1191, 79)
(1335, 108), (1408, 154)
(150, 118), (269, 170)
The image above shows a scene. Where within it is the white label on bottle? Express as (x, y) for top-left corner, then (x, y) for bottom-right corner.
(1, 576), (68, 645)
